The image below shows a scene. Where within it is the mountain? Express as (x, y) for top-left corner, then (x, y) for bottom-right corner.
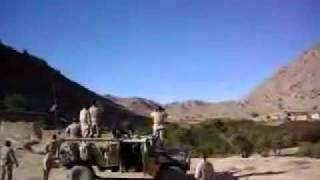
(135, 45), (320, 121)
(3, 40), (319, 126)
(246, 45), (320, 114)
(105, 95), (250, 122)
(106, 44), (320, 122)
(105, 95), (161, 116)
(0, 42), (146, 127)
(165, 100), (249, 123)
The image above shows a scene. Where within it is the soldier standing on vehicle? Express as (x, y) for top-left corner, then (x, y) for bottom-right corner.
(150, 106), (167, 143)
(89, 101), (100, 137)
(0, 140), (19, 180)
(194, 153), (215, 180)
(43, 134), (61, 180)
(65, 118), (82, 138)
(79, 105), (92, 138)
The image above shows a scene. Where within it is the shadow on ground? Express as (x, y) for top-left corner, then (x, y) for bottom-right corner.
(188, 172), (238, 180)
(237, 171), (286, 178)
(189, 170), (286, 180)
(25, 171), (286, 180)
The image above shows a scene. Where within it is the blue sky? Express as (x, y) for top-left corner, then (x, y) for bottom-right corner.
(1, 0), (319, 103)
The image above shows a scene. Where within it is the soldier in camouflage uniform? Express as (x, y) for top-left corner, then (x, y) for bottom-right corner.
(65, 118), (82, 139)
(150, 107), (168, 143)
(0, 140), (19, 180)
(43, 134), (61, 180)
(79, 106), (92, 138)
(89, 101), (101, 138)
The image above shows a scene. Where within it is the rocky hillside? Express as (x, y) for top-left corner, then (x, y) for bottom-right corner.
(111, 45), (320, 122)
(245, 45), (320, 114)
(105, 95), (250, 122)
(0, 42), (146, 127)
(165, 100), (249, 122)
(166, 44), (320, 120)
(7, 41), (317, 126)
(105, 95), (161, 117)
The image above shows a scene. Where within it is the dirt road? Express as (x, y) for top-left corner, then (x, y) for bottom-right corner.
(191, 156), (320, 180)
(8, 150), (320, 180)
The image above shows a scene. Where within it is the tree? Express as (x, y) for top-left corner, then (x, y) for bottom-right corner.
(270, 133), (283, 155)
(256, 135), (271, 157)
(297, 142), (313, 157)
(4, 94), (27, 111)
(282, 135), (294, 148)
(213, 119), (227, 132)
(311, 143), (320, 158)
(231, 134), (253, 158)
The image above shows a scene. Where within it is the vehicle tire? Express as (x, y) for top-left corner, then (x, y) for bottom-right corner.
(111, 166), (119, 172)
(69, 166), (95, 180)
(155, 166), (189, 180)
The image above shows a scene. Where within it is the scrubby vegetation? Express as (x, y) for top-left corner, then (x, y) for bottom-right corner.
(165, 123), (232, 156)
(4, 94), (28, 111)
(296, 142), (320, 158)
(165, 119), (320, 158)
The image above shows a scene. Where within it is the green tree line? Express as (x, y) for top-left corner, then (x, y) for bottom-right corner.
(165, 119), (320, 158)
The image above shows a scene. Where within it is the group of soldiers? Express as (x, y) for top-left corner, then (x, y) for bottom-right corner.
(65, 101), (102, 139)
(0, 101), (102, 180)
(0, 103), (215, 180)
(42, 101), (102, 180)
(65, 104), (100, 139)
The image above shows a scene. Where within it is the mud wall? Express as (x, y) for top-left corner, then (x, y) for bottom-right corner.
(0, 111), (46, 142)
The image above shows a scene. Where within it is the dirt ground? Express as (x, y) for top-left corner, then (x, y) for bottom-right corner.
(5, 150), (320, 180)
(2, 132), (319, 180)
(191, 156), (320, 180)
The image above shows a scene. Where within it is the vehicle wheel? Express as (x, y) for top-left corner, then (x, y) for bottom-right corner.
(155, 166), (189, 180)
(69, 166), (95, 180)
(111, 166), (119, 172)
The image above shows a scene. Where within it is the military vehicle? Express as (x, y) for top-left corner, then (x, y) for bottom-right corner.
(58, 135), (192, 180)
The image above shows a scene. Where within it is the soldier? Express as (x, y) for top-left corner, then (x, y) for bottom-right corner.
(79, 105), (92, 138)
(0, 140), (19, 180)
(65, 118), (81, 138)
(43, 134), (61, 180)
(194, 153), (215, 180)
(89, 101), (100, 137)
(150, 106), (167, 143)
